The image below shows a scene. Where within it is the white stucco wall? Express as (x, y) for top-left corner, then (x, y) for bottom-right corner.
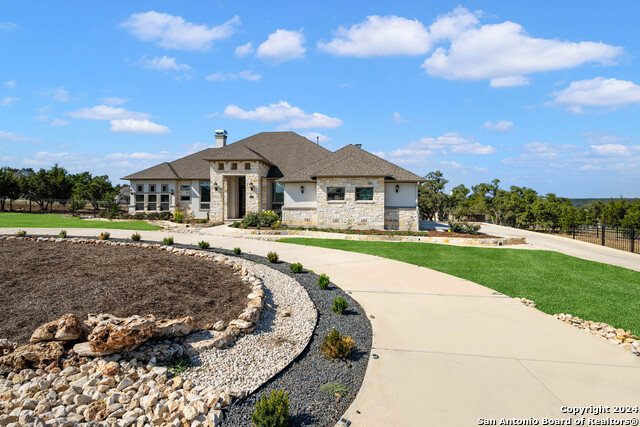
(284, 182), (317, 207)
(129, 180), (177, 212)
(384, 183), (418, 207)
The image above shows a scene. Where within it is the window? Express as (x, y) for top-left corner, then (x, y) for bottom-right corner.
(231, 162), (238, 170)
(160, 194), (169, 211)
(136, 184), (143, 193)
(355, 187), (373, 201)
(149, 184), (156, 192)
(244, 162), (251, 170)
(180, 195), (190, 202)
(200, 182), (211, 210)
(218, 163), (224, 171)
(135, 195), (144, 211)
(327, 187), (345, 201)
(272, 182), (284, 212)
(180, 185), (190, 191)
(148, 194), (157, 211)
(161, 184), (168, 193)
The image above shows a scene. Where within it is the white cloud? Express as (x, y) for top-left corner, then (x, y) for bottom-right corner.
(1, 97), (19, 107)
(223, 101), (342, 130)
(481, 120), (513, 131)
(256, 29), (305, 63)
(422, 7), (622, 87)
(4, 81), (16, 88)
(42, 87), (70, 102)
(318, 15), (430, 57)
(0, 130), (40, 142)
(141, 55), (191, 71)
(548, 77), (640, 112)
(103, 97), (127, 106)
(377, 132), (495, 163)
(121, 11), (240, 50)
(235, 42), (254, 57)
(205, 70), (261, 81)
(392, 112), (409, 124)
(590, 144), (637, 157)
(50, 119), (70, 126)
(110, 119), (170, 134)
(0, 22), (18, 31)
(66, 105), (151, 121)
(105, 151), (172, 160)
(440, 160), (488, 173)
(36, 115), (49, 122)
(301, 132), (333, 143)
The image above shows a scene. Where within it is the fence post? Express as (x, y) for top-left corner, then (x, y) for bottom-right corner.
(572, 226), (576, 240)
(631, 228), (635, 253)
(601, 225), (606, 246)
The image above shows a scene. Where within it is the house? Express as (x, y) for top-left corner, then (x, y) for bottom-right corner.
(122, 131), (424, 230)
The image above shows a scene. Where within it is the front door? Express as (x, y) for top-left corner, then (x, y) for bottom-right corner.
(238, 176), (246, 217)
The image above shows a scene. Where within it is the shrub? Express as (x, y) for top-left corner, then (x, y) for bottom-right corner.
(131, 232), (141, 242)
(198, 240), (210, 249)
(251, 389), (289, 427)
(332, 297), (348, 314)
(241, 210), (280, 228)
(232, 221), (241, 228)
(448, 221), (481, 235)
(98, 232), (110, 240)
(162, 236), (174, 246)
(289, 263), (303, 274)
(58, 230), (67, 239)
(320, 328), (354, 360)
(173, 212), (184, 224)
(233, 247), (242, 255)
(241, 212), (260, 228)
(15, 230), (26, 237)
(133, 212), (145, 220)
(319, 382), (351, 397)
(318, 274), (330, 290)
(267, 251), (279, 263)
(146, 212), (160, 221)
(197, 218), (207, 224)
(159, 354), (194, 374)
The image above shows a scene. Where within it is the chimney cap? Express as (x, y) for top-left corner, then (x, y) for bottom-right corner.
(214, 129), (227, 136)
(354, 143), (362, 148)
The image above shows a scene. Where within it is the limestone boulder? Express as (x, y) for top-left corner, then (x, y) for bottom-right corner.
(154, 316), (196, 338)
(0, 339), (17, 356)
(87, 314), (156, 354)
(0, 341), (65, 370)
(30, 313), (85, 343)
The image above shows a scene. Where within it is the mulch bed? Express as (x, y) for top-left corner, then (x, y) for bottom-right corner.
(230, 225), (497, 239)
(0, 239), (251, 345)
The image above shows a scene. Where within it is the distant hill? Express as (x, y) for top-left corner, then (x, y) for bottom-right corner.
(570, 198), (640, 208)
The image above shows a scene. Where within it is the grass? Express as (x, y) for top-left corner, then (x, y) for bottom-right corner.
(278, 238), (640, 336)
(0, 213), (161, 231)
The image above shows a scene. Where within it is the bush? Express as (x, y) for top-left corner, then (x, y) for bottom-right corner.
(233, 247), (242, 255)
(318, 274), (330, 290)
(448, 221), (481, 235)
(162, 236), (174, 246)
(15, 230), (26, 237)
(320, 328), (354, 360)
(332, 297), (348, 314)
(241, 212), (260, 228)
(241, 210), (280, 228)
(173, 211), (184, 224)
(289, 263), (303, 273)
(251, 389), (290, 427)
(197, 218), (207, 224)
(198, 240), (210, 249)
(232, 221), (241, 228)
(133, 212), (145, 220)
(98, 232), (110, 240)
(267, 251), (279, 263)
(58, 230), (67, 239)
(319, 382), (351, 397)
(131, 232), (141, 241)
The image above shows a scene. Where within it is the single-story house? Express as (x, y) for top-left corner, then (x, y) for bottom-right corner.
(122, 131), (424, 230)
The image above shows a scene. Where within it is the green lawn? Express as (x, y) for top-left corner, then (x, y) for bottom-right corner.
(0, 212), (162, 231)
(278, 238), (640, 336)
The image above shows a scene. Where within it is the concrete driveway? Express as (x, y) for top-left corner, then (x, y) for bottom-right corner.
(3, 226), (640, 426)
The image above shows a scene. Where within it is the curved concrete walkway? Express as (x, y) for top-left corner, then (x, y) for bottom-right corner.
(3, 226), (640, 426)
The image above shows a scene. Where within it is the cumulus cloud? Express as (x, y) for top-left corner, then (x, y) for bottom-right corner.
(440, 160), (488, 173)
(421, 7), (622, 87)
(0, 130), (40, 142)
(223, 101), (342, 130)
(110, 119), (170, 134)
(481, 120), (513, 131)
(205, 70), (261, 81)
(318, 15), (430, 57)
(392, 112), (409, 124)
(4, 81), (16, 88)
(548, 77), (640, 112)
(141, 55), (191, 71)
(256, 29), (305, 63)
(590, 144), (639, 157)
(121, 11), (240, 50)
(66, 105), (151, 121)
(50, 119), (70, 126)
(377, 132), (495, 163)
(103, 97), (128, 106)
(41, 87), (70, 102)
(301, 132), (333, 143)
(105, 151), (173, 160)
(235, 42), (254, 57)
(1, 97), (19, 107)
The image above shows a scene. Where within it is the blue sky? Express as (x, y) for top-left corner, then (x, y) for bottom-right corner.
(1, 1), (639, 197)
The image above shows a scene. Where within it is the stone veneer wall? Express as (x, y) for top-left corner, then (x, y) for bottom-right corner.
(316, 177), (385, 229)
(210, 161), (270, 221)
(281, 207), (318, 227)
(384, 207), (419, 231)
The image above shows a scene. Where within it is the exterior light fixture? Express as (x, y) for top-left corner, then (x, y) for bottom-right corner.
(300, 185), (304, 194)
(249, 182), (254, 191)
(213, 182), (218, 191)
(170, 189), (174, 195)
(395, 184), (400, 193)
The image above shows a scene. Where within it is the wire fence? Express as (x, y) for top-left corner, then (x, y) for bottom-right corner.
(0, 198), (128, 216)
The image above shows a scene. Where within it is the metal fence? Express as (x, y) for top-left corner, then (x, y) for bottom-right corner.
(571, 225), (638, 254)
(0, 198), (127, 216)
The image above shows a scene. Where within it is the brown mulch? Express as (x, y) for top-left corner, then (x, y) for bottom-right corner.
(0, 240), (251, 345)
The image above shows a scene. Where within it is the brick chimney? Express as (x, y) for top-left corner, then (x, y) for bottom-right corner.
(215, 130), (227, 148)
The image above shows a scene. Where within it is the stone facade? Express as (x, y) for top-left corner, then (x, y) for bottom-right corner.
(281, 207), (318, 227)
(209, 161), (270, 222)
(316, 178), (385, 229)
(384, 207), (419, 231)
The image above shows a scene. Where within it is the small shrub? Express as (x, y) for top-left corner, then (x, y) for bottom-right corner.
(295, 226), (304, 231)
(232, 221), (241, 228)
(251, 389), (289, 427)
(320, 328), (354, 360)
(133, 212), (145, 220)
(289, 263), (303, 274)
(319, 382), (351, 397)
(241, 212), (260, 228)
(131, 232), (141, 241)
(197, 218), (207, 224)
(233, 247), (242, 255)
(15, 230), (26, 237)
(267, 251), (279, 263)
(98, 232), (110, 240)
(58, 230), (67, 239)
(198, 240), (210, 249)
(159, 354), (194, 374)
(241, 210), (280, 228)
(332, 297), (348, 314)
(146, 212), (160, 221)
(162, 236), (174, 246)
(318, 274), (330, 290)
(174, 211), (184, 224)
(448, 221), (481, 235)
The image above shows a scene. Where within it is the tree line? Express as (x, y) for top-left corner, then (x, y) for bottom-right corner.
(0, 164), (122, 212)
(418, 171), (640, 231)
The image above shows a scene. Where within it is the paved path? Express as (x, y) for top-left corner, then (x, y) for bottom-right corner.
(3, 226), (640, 426)
(480, 223), (640, 271)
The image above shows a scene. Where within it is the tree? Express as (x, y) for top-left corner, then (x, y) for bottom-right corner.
(448, 184), (473, 219)
(72, 172), (115, 210)
(23, 164), (73, 211)
(0, 167), (21, 211)
(418, 170), (449, 221)
(532, 193), (571, 231)
(468, 179), (501, 223)
(621, 202), (640, 229)
(559, 205), (580, 232)
(601, 198), (628, 227)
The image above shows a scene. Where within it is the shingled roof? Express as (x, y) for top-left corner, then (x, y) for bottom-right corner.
(277, 144), (425, 182)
